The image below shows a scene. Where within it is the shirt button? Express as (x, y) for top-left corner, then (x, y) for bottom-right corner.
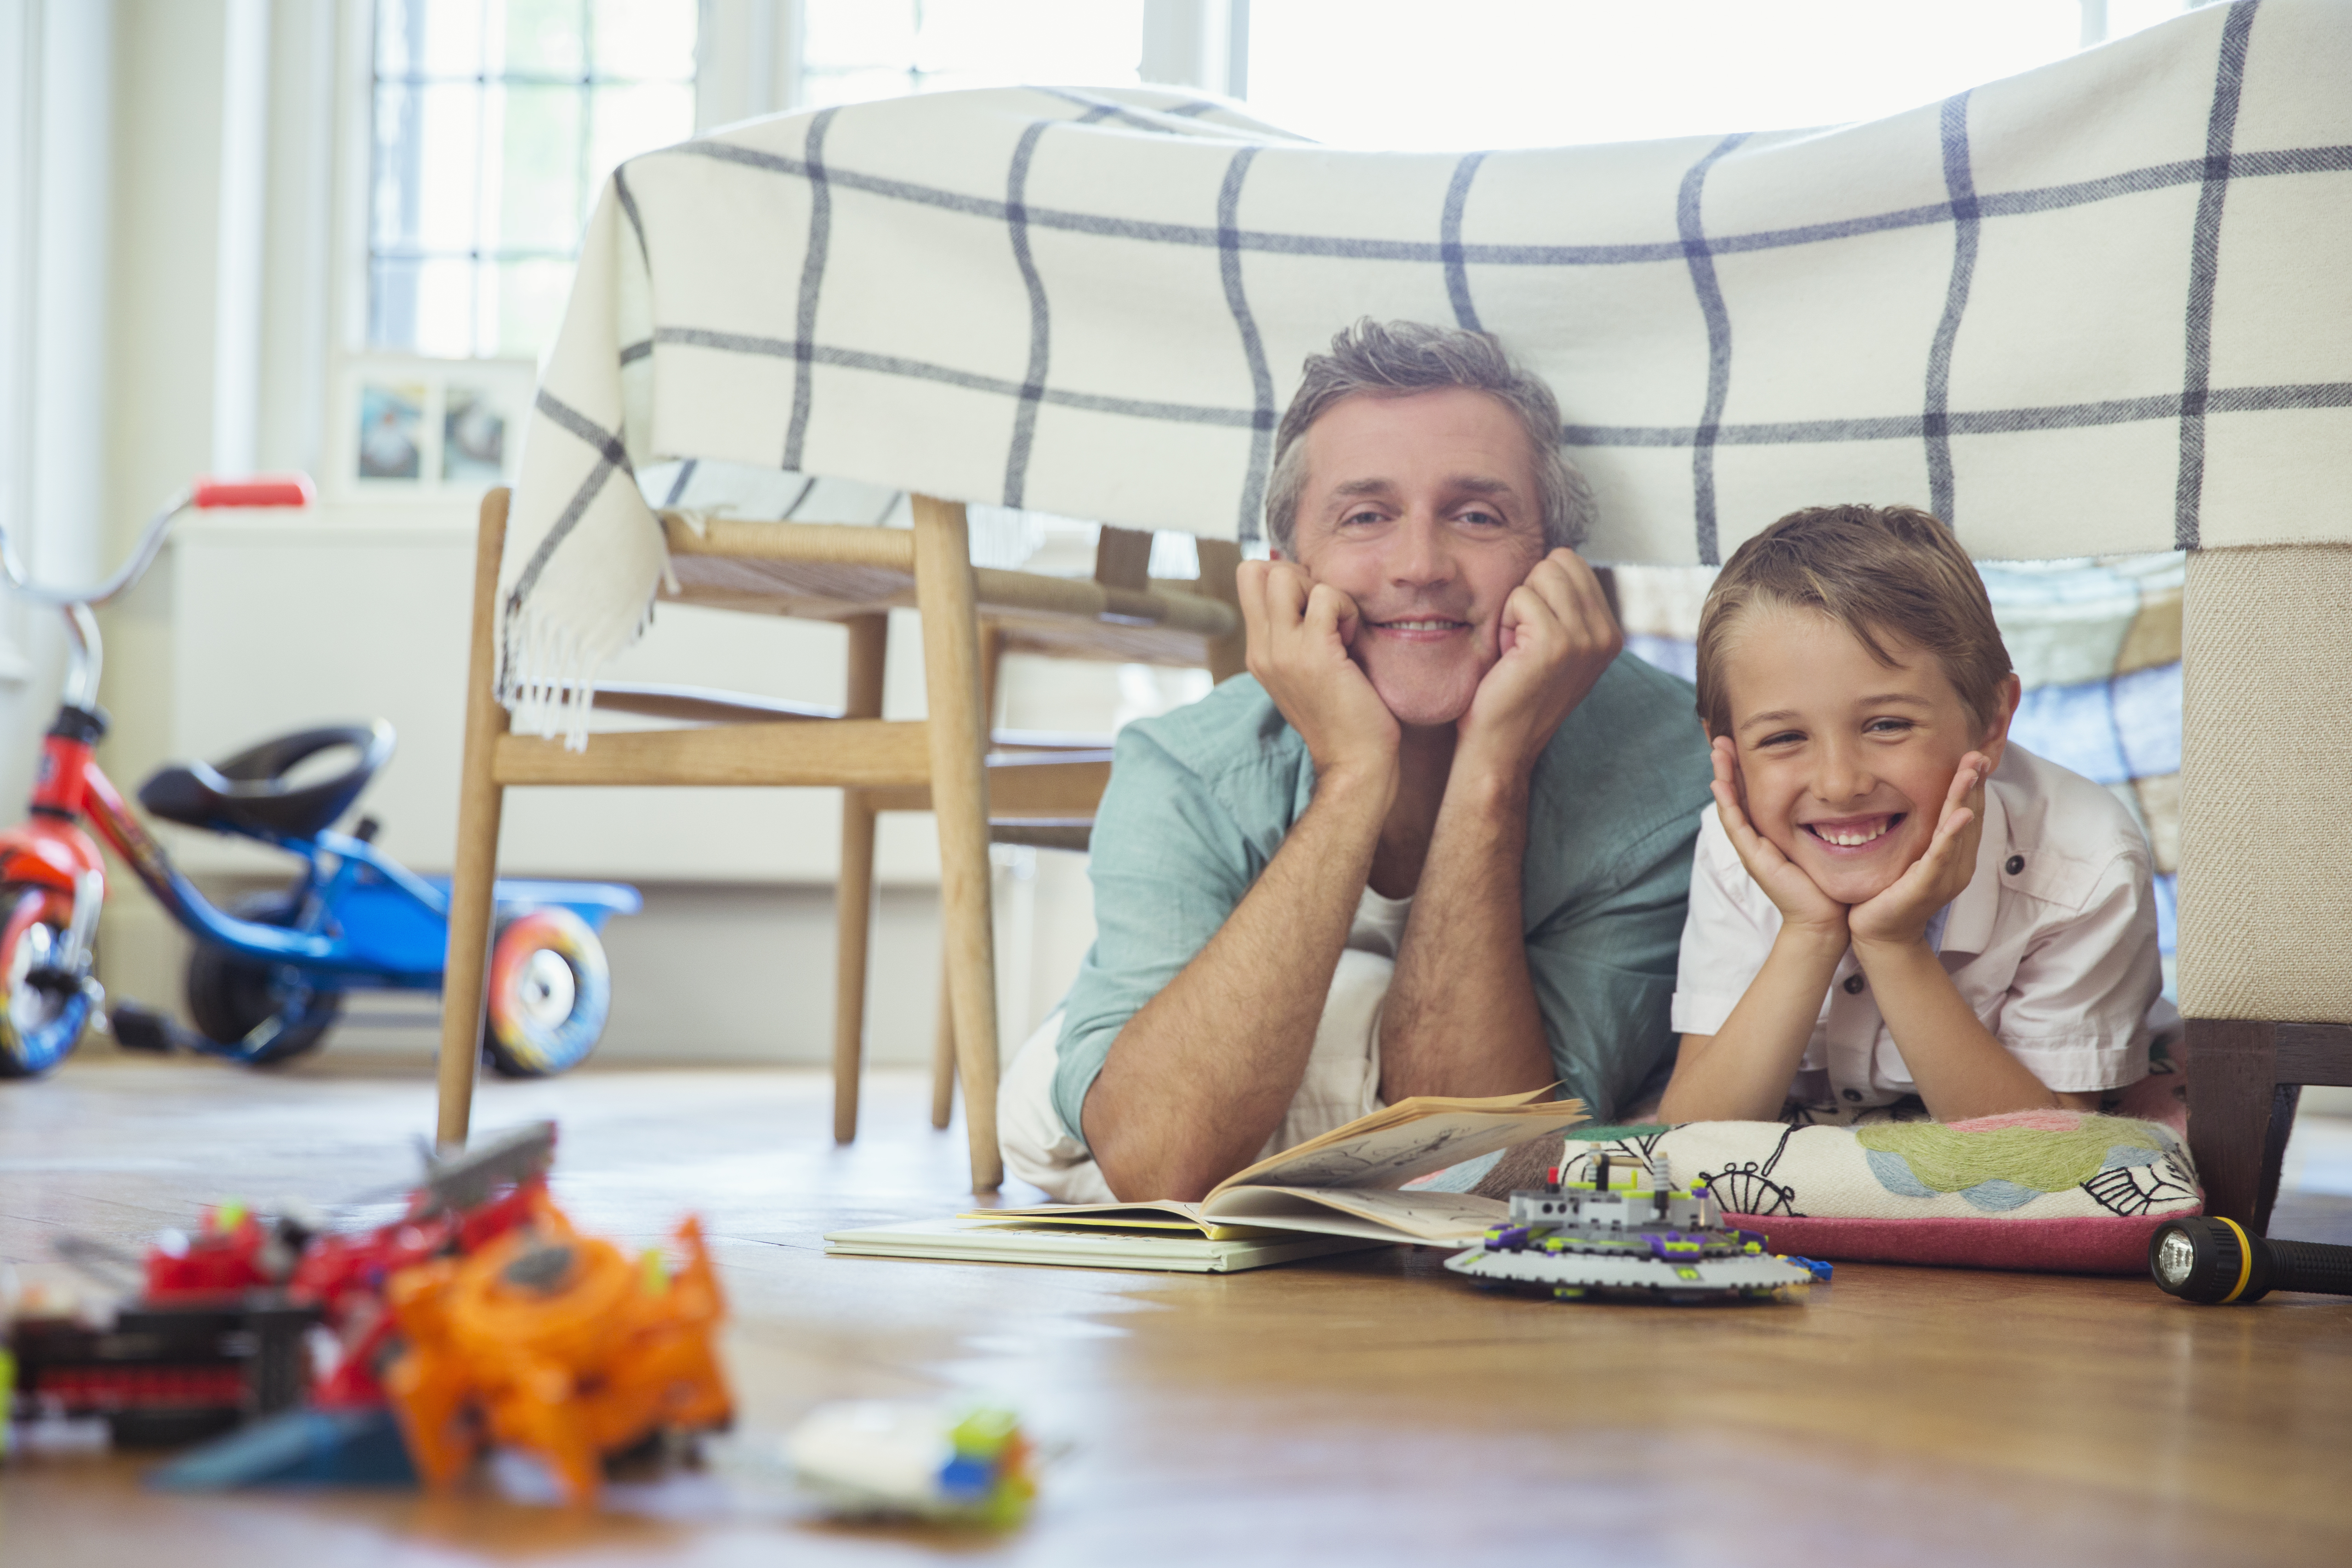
(2005, 854), (2025, 875)
(1842, 1089), (1864, 1102)
(1842, 974), (1865, 994)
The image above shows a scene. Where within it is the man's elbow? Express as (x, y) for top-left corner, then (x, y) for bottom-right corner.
(1087, 1130), (1217, 1205)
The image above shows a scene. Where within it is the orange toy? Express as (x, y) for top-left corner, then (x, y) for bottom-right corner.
(381, 1199), (732, 1505)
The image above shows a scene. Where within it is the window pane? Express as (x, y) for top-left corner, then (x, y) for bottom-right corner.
(495, 260), (576, 358)
(372, 256), (479, 358)
(1249, 0), (2089, 150)
(381, 0), (491, 80)
(801, 65), (926, 110)
(375, 0), (423, 79)
(586, 82), (694, 208)
(495, 84), (585, 250)
(502, 0), (587, 77)
(367, 0), (699, 358)
(910, 0), (1142, 83)
(803, 1), (917, 71)
(800, 1), (1142, 106)
(373, 82), (483, 250)
(422, 83), (487, 249)
(591, 0), (698, 80)
(369, 82), (426, 248)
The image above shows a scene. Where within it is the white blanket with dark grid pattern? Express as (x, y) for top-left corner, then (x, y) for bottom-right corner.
(501, 0), (2350, 739)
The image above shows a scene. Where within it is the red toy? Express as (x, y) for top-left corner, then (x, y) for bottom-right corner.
(290, 1123), (558, 1408)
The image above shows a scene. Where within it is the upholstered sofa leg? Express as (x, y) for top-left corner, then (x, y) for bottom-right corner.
(2184, 1019), (2276, 1228)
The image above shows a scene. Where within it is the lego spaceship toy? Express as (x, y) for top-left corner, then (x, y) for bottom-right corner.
(1444, 1152), (1824, 1303)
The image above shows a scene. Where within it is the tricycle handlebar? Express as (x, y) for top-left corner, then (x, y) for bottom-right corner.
(0, 473), (312, 711)
(193, 475), (316, 511)
(0, 473), (312, 611)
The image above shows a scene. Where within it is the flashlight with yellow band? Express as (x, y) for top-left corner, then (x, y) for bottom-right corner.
(2148, 1216), (2352, 1304)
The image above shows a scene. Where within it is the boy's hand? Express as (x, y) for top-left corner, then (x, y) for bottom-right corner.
(1710, 737), (1847, 942)
(1238, 559), (1399, 792)
(1849, 752), (1988, 950)
(1456, 549), (1622, 784)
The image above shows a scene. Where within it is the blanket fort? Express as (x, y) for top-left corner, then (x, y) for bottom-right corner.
(502, 0), (2350, 733)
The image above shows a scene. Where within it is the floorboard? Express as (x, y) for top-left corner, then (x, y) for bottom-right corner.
(4, 1053), (2349, 1566)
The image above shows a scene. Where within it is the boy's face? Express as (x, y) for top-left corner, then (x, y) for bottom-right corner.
(1719, 605), (2014, 906)
(1284, 387), (1548, 728)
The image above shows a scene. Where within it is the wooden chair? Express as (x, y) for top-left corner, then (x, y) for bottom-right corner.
(435, 489), (1240, 1192)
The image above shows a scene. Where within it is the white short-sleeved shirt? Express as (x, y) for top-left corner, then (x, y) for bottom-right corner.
(1669, 744), (2162, 1108)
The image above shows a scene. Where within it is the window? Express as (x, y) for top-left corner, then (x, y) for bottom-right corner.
(1246, 0), (2195, 151)
(800, 0), (1145, 111)
(367, 0), (699, 360)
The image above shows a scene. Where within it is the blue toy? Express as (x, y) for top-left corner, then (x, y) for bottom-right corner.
(0, 476), (638, 1079)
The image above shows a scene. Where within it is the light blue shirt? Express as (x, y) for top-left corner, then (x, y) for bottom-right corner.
(1051, 653), (1716, 1142)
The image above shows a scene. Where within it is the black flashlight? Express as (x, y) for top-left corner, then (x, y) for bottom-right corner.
(2147, 1216), (2352, 1304)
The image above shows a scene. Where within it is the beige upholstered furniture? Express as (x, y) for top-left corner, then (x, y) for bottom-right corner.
(2180, 544), (2352, 1230)
(435, 489), (1242, 1191)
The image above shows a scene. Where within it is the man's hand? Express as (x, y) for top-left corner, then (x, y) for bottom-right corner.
(1454, 549), (1623, 783)
(1238, 559), (1399, 790)
(1709, 737), (1848, 943)
(1849, 753), (1988, 949)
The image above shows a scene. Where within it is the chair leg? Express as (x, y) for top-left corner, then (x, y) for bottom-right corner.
(927, 622), (1001, 1132)
(931, 952), (957, 1129)
(911, 496), (1003, 1192)
(830, 614), (888, 1146)
(437, 490), (513, 1151)
(2185, 1017), (2280, 1229)
(1194, 538), (1248, 685)
(833, 792), (878, 1144)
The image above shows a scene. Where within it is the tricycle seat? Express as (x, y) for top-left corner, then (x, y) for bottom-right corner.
(140, 722), (396, 841)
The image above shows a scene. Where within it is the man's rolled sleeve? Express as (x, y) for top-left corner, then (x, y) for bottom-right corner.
(1048, 725), (1264, 1146)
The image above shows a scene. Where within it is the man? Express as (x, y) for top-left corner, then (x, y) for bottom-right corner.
(998, 319), (1714, 1202)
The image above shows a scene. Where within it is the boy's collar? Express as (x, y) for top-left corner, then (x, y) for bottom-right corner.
(1937, 777), (2010, 956)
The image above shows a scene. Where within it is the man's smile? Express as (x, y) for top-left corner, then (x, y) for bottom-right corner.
(1800, 813), (1905, 852)
(1365, 616), (1472, 639)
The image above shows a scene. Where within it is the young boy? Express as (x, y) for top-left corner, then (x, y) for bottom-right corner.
(1657, 504), (2163, 1125)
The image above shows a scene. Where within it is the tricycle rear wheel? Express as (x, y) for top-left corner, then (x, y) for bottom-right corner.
(0, 884), (92, 1077)
(481, 908), (611, 1078)
(185, 891), (343, 1064)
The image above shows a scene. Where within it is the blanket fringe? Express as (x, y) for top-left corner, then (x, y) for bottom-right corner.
(498, 594), (659, 751)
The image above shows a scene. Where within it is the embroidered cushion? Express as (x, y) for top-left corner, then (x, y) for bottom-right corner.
(1564, 1110), (2200, 1274)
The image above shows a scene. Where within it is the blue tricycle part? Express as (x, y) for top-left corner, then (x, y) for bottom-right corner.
(454, 876), (643, 926)
(151, 826), (637, 989)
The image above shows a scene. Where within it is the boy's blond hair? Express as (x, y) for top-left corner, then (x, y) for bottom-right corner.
(1694, 504), (2013, 739)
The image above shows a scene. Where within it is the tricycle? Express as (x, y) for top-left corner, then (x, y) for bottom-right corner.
(0, 476), (639, 1079)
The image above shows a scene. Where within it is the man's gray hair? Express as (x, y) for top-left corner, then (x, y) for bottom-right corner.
(1262, 319), (1594, 556)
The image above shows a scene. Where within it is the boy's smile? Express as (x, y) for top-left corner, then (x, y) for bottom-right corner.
(1721, 607), (2014, 906)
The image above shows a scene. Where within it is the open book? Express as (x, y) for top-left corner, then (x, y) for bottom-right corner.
(982, 1089), (1587, 1246)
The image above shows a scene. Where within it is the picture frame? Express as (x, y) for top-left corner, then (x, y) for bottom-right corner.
(328, 355), (536, 501)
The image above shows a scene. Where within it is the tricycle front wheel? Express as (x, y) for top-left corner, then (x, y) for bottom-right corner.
(0, 885), (92, 1078)
(481, 908), (611, 1078)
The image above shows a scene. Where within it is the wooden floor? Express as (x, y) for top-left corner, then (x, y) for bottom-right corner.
(5, 1052), (2351, 1567)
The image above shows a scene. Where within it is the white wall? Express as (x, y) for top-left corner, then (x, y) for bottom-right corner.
(0, 0), (114, 810)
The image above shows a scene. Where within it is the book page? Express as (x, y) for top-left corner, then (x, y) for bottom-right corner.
(961, 1209), (1282, 1241)
(1214, 1102), (1587, 1196)
(978, 1200), (1210, 1234)
(1200, 1185), (1508, 1244)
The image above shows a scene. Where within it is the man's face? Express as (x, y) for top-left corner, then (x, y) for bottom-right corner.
(1284, 387), (1548, 728)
